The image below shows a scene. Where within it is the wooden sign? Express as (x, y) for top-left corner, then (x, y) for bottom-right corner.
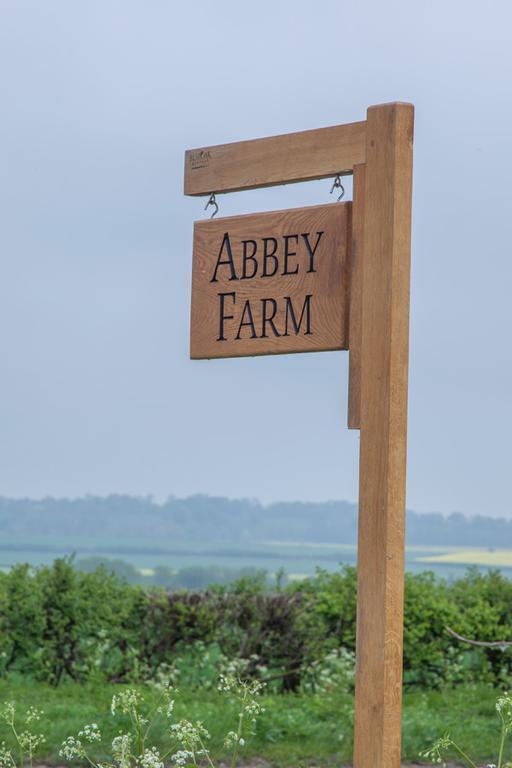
(190, 203), (351, 359)
(185, 102), (414, 768)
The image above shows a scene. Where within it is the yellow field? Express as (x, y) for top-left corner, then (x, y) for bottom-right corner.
(418, 549), (512, 567)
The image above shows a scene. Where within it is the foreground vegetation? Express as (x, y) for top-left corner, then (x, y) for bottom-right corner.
(3, 560), (512, 764)
(2, 559), (512, 691)
(0, 677), (508, 765)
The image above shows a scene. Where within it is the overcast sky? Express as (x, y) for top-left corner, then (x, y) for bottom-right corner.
(1, 1), (511, 517)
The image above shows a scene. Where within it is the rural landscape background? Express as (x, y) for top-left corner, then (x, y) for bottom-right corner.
(3, 496), (512, 764)
(3, 495), (512, 585)
(2, 0), (512, 766)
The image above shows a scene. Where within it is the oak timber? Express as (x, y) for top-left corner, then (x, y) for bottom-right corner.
(190, 203), (351, 359)
(184, 121), (366, 195)
(353, 103), (414, 768)
(347, 163), (365, 430)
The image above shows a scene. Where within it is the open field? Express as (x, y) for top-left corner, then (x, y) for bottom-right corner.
(3, 539), (512, 581)
(0, 678), (506, 766)
(419, 548), (512, 567)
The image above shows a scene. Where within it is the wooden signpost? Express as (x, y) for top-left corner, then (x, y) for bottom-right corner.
(184, 102), (414, 768)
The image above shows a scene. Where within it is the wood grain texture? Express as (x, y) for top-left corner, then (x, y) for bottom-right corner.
(347, 163), (365, 430)
(190, 203), (350, 359)
(184, 121), (366, 195)
(353, 103), (414, 768)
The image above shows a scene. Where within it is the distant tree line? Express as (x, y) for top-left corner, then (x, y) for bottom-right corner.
(0, 494), (510, 547)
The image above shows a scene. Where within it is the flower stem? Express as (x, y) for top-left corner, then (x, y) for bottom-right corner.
(497, 723), (507, 768)
(198, 736), (215, 768)
(230, 689), (247, 768)
(452, 742), (479, 768)
(10, 721), (24, 768)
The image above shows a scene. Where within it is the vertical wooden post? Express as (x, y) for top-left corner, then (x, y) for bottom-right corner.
(353, 103), (414, 768)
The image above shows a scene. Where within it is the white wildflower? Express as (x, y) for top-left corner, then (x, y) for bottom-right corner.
(59, 736), (85, 760)
(496, 692), (512, 733)
(78, 723), (101, 743)
(243, 699), (263, 717)
(0, 742), (14, 768)
(18, 732), (45, 753)
(111, 689), (147, 728)
(420, 734), (453, 764)
(156, 698), (175, 719)
(140, 747), (164, 768)
(224, 731), (246, 748)
(246, 680), (264, 695)
(111, 689), (143, 716)
(0, 704), (15, 727)
(170, 720), (210, 751)
(25, 707), (43, 725)
(112, 733), (132, 768)
(217, 674), (234, 693)
(224, 731), (236, 748)
(171, 750), (193, 766)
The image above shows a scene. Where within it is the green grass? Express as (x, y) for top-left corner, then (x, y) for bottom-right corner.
(0, 678), (507, 766)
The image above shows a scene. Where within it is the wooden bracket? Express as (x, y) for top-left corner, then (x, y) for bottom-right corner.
(347, 163), (365, 430)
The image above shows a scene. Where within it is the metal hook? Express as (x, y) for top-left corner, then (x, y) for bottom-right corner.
(330, 174), (345, 202)
(204, 192), (219, 219)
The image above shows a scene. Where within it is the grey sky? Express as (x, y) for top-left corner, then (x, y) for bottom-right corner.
(1, 0), (511, 517)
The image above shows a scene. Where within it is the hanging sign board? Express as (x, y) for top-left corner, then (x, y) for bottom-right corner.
(190, 202), (351, 359)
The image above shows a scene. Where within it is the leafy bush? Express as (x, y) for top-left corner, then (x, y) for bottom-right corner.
(2, 560), (512, 691)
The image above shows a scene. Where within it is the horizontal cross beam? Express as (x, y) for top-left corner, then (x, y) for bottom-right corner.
(184, 120), (366, 195)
